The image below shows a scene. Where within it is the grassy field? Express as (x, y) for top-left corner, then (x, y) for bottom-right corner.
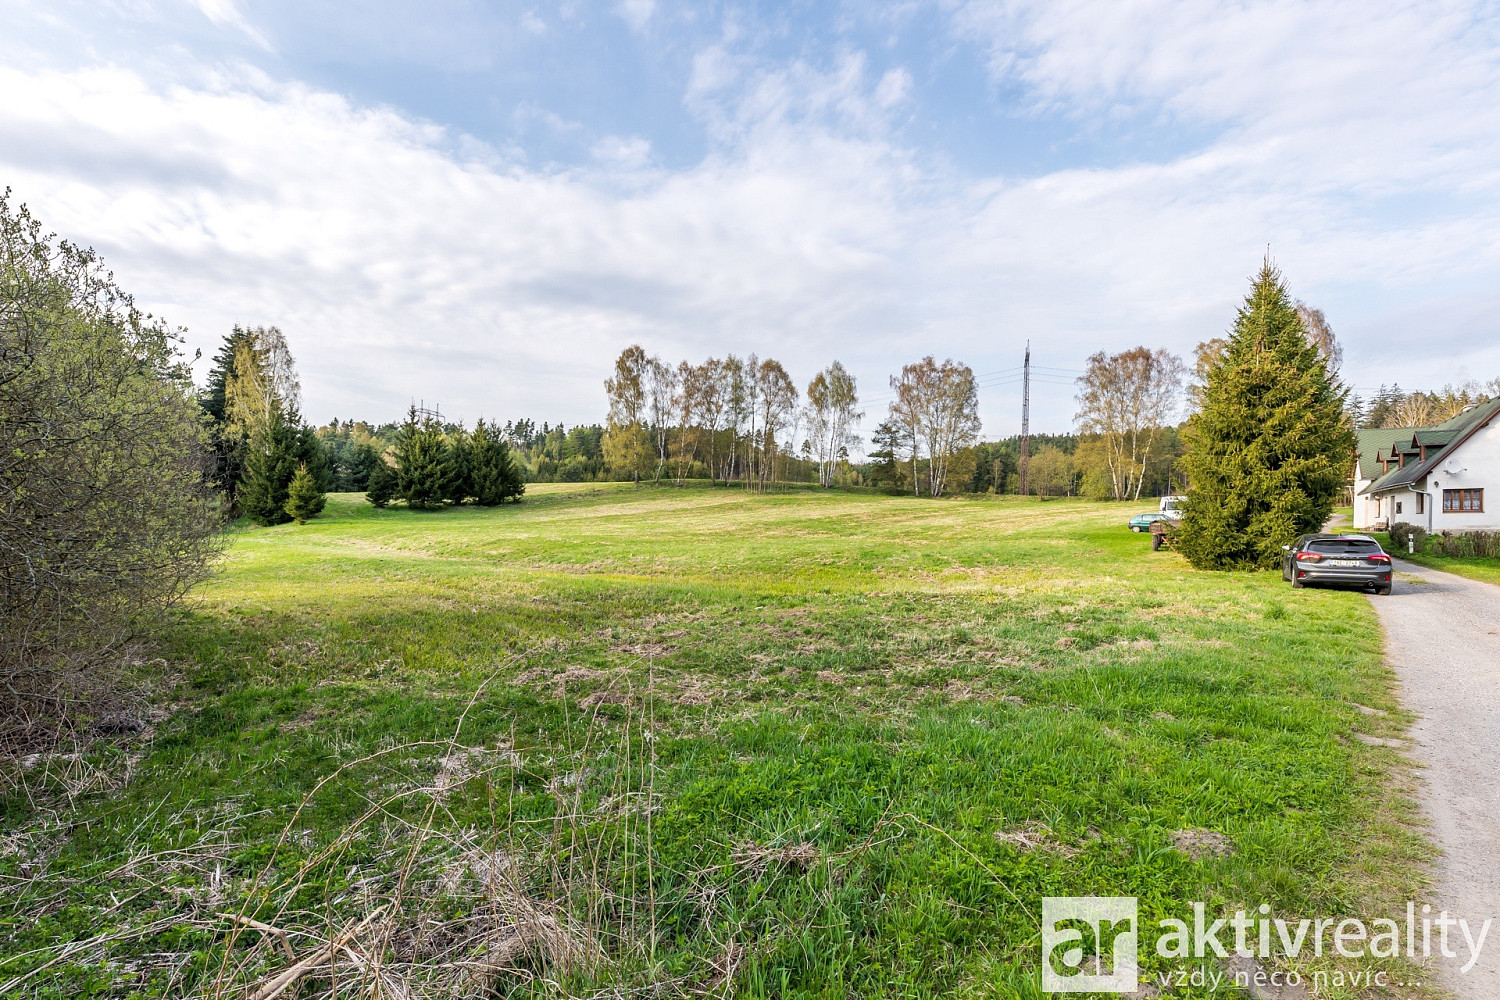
(1, 486), (1435, 998)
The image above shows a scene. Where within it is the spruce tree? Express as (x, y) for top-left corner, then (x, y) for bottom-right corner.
(239, 408), (301, 525)
(197, 328), (253, 423)
(444, 425), (474, 504)
(470, 419), (525, 505)
(866, 419), (902, 489)
(1176, 259), (1354, 570)
(394, 405), (453, 508)
(365, 458), (398, 508)
(198, 327), (255, 504)
(284, 463), (326, 523)
(294, 424), (331, 492)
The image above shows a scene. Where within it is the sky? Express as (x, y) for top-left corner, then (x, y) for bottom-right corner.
(3, 0), (1499, 439)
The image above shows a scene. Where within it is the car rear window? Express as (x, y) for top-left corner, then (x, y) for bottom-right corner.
(1307, 539), (1381, 554)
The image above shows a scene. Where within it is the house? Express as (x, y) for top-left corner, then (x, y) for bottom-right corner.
(1354, 397), (1500, 532)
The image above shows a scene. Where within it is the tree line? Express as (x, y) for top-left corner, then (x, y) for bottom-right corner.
(601, 347), (1001, 497)
(1354, 381), (1500, 429)
(200, 325), (329, 525)
(362, 405), (524, 509)
(601, 347), (839, 489)
(199, 330), (532, 521)
(316, 417), (613, 490)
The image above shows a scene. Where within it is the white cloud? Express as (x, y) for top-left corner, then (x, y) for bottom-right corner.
(940, 0), (1500, 399)
(2, 2), (1499, 437)
(188, 0), (272, 50)
(874, 68), (912, 108)
(590, 134), (653, 169)
(616, 0), (655, 33)
(0, 63), (926, 427)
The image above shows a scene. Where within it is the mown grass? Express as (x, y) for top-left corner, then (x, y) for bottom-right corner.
(0, 487), (1437, 998)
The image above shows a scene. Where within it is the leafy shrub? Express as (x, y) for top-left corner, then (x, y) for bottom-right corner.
(1388, 522), (1428, 552)
(1, 192), (221, 686)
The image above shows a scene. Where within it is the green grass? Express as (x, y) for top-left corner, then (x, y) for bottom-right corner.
(1, 487), (1435, 998)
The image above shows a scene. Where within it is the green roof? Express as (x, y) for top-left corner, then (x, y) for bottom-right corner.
(1361, 398), (1500, 495)
(1355, 426), (1411, 480)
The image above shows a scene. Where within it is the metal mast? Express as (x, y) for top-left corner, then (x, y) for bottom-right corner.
(1018, 341), (1031, 497)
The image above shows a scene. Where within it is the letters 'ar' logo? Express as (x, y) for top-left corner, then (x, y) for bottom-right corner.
(1041, 896), (1139, 993)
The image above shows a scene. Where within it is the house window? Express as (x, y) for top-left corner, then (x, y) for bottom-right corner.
(1395, 501), (1403, 514)
(1417, 493), (1425, 515)
(1443, 489), (1484, 513)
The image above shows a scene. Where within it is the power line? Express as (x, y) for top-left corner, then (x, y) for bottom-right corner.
(1018, 341), (1032, 496)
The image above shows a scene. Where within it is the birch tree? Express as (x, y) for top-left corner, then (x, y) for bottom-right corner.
(1074, 347), (1186, 501)
(755, 358), (797, 490)
(645, 355), (677, 484)
(696, 357), (726, 483)
(889, 357), (980, 497)
(889, 363), (927, 496)
(673, 359), (704, 481)
(224, 326), (301, 445)
(921, 359), (980, 498)
(603, 345), (649, 482)
(806, 361), (862, 488)
(741, 353), (761, 487)
(721, 355), (748, 482)
(1294, 301), (1342, 370)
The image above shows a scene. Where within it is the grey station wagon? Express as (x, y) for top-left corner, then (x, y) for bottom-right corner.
(1281, 534), (1393, 595)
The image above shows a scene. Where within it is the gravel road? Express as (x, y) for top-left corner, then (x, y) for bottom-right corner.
(1367, 559), (1500, 997)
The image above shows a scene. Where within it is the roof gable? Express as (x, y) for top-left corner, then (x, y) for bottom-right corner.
(1355, 426), (1411, 479)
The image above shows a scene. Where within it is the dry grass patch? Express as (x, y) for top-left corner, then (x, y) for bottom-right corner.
(1171, 828), (1234, 860)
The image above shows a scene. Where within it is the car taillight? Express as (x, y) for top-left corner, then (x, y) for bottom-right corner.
(1296, 552), (1322, 562)
(1369, 554), (1391, 564)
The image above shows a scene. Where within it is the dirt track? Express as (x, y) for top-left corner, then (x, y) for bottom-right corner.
(1368, 559), (1500, 997)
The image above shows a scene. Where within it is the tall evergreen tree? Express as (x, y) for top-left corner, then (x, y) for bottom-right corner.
(294, 423), (330, 491)
(1176, 259), (1354, 570)
(284, 463), (326, 523)
(394, 404), (453, 508)
(444, 425), (474, 504)
(238, 408), (302, 526)
(470, 419), (525, 505)
(365, 457), (398, 508)
(198, 329), (251, 423)
(866, 419), (902, 489)
(198, 328), (255, 503)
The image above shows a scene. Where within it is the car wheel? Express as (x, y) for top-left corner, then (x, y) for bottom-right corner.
(1375, 585), (1392, 596)
(1281, 563), (1290, 582)
(1131, 525), (1142, 532)
(1291, 577), (1304, 589)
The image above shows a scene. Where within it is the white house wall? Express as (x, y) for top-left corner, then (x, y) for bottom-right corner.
(1426, 418), (1500, 533)
(1353, 462), (1379, 530)
(1379, 487), (1423, 530)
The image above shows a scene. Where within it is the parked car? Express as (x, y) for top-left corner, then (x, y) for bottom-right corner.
(1281, 534), (1393, 594)
(1132, 495), (1186, 533)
